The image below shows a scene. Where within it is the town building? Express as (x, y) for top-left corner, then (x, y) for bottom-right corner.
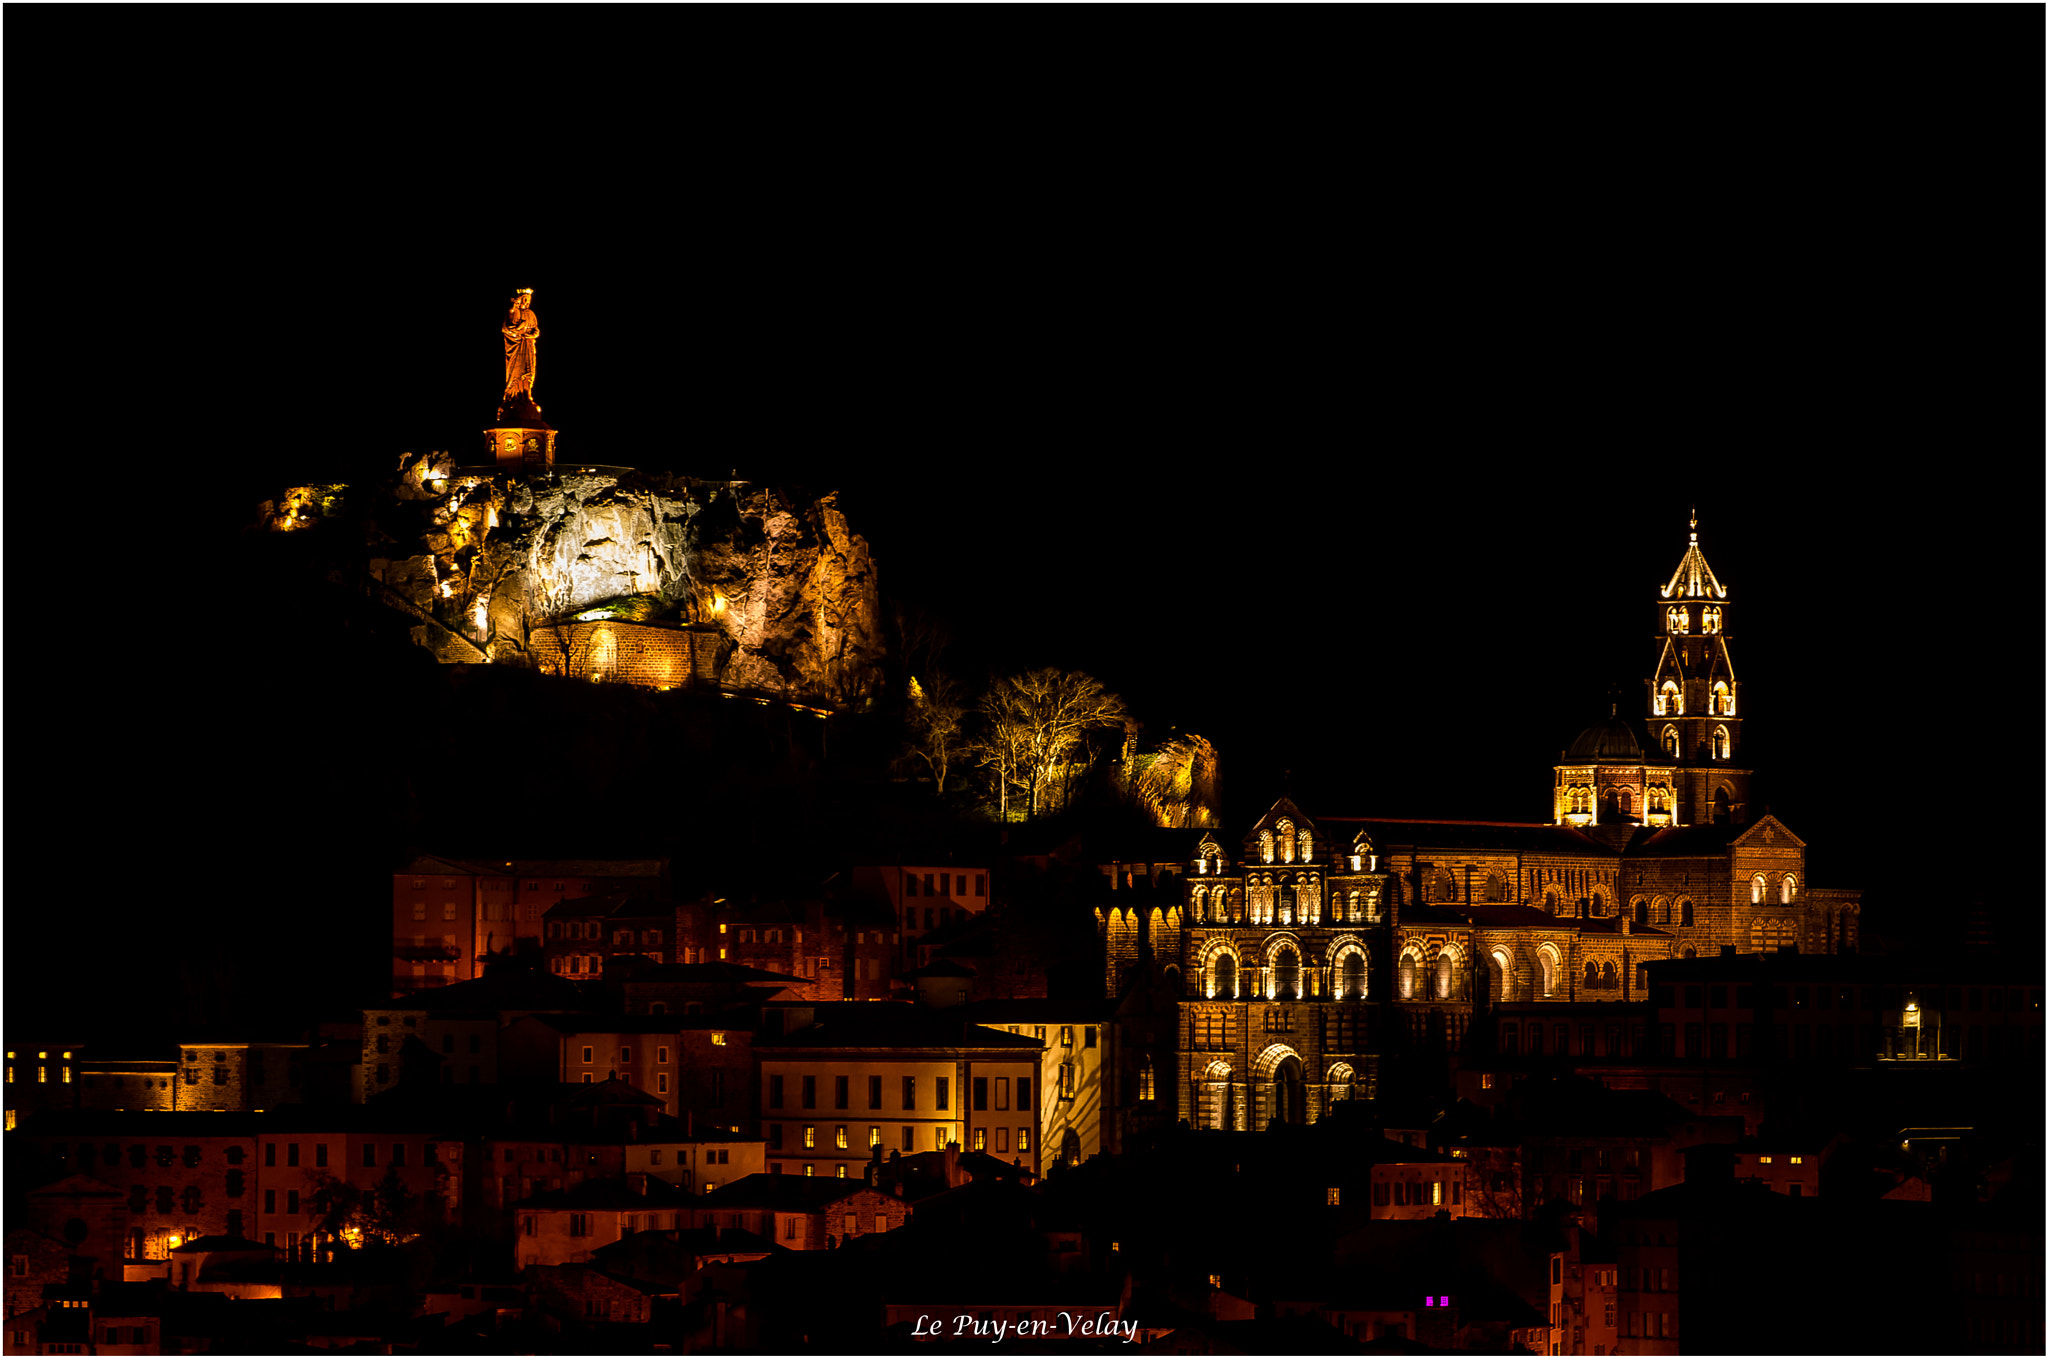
(961, 1000), (1113, 1168)
(541, 892), (678, 978)
(848, 862), (992, 971)
(681, 1174), (909, 1251)
(513, 1175), (695, 1269)
(753, 1007), (1045, 1176)
(389, 857), (667, 993)
(498, 1014), (756, 1131)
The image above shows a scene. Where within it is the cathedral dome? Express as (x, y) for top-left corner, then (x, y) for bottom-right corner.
(1566, 715), (1643, 763)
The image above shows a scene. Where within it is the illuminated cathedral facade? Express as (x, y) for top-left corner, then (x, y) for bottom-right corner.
(1112, 522), (1862, 1131)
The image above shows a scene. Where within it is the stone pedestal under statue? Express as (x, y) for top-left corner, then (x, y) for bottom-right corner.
(487, 393), (554, 471)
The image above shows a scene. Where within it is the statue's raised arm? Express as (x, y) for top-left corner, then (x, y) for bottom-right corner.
(498, 287), (541, 420)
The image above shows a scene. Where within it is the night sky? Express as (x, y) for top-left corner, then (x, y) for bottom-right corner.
(15, 16), (2039, 1044)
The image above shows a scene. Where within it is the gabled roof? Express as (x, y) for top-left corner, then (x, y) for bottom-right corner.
(697, 1173), (893, 1211)
(402, 856), (668, 879)
(757, 1006), (1045, 1052)
(618, 961), (802, 987)
(1659, 520), (1727, 601)
(26, 1172), (124, 1201)
(903, 958), (977, 980)
(387, 966), (589, 1013)
(542, 891), (681, 920)
(1622, 823), (1740, 856)
(1244, 795), (1315, 847)
(514, 1175), (694, 1211)
(1578, 917), (1671, 937)
(1731, 815), (1806, 851)
(1320, 817), (1619, 857)
(960, 998), (1116, 1025)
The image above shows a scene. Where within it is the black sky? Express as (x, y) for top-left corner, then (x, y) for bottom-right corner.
(14, 13), (2042, 1041)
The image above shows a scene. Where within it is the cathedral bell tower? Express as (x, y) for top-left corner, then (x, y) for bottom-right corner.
(1647, 514), (1750, 826)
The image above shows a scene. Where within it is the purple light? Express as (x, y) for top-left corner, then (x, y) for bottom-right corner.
(1440, 1296), (1449, 1307)
(1425, 1298), (1434, 1308)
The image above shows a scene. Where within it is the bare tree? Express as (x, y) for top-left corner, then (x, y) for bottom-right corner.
(980, 669), (1128, 819)
(969, 683), (1033, 822)
(901, 672), (966, 794)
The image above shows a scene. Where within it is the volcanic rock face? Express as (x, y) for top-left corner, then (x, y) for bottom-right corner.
(366, 454), (882, 704)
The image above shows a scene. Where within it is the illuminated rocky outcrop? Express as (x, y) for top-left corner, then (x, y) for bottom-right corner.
(356, 455), (882, 705)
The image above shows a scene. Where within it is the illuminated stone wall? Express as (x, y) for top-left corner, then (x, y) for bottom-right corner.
(525, 622), (723, 690)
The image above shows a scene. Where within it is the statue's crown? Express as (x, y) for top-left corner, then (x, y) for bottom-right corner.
(514, 286), (534, 296)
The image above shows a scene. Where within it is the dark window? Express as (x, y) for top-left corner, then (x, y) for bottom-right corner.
(936, 1077), (949, 1111)
(287, 1143), (299, 1167)
(314, 1144), (327, 1168)
(767, 1124), (783, 1149)
(868, 1076), (882, 1109)
(363, 1143), (378, 1168)
(973, 1078), (988, 1111)
(264, 1144), (276, 1168)
(391, 1143), (407, 1167)
(1084, 1027), (1097, 1049)
(1017, 1077), (1032, 1111)
(902, 1077), (916, 1110)
(769, 1075), (784, 1109)
(802, 1076), (816, 1109)
(834, 1076), (848, 1110)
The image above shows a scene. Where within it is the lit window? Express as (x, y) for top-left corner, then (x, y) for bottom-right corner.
(1789, 1156), (1803, 1164)
(710, 1033), (726, 1047)
(804, 1126), (816, 1149)
(836, 1126), (848, 1149)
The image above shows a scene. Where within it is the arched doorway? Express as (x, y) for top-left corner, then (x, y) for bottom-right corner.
(1270, 1056), (1307, 1127)
(1059, 1128), (1081, 1167)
